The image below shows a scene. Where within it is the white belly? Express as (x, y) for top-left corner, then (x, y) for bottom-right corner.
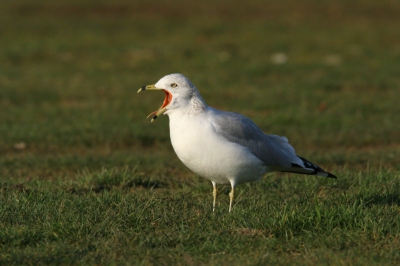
(168, 113), (266, 185)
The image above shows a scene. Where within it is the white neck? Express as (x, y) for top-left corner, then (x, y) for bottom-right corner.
(187, 93), (207, 115)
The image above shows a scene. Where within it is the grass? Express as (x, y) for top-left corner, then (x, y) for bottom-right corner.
(1, 169), (399, 265)
(1, 0), (399, 265)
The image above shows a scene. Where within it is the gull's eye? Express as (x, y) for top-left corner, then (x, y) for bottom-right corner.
(171, 83), (178, 88)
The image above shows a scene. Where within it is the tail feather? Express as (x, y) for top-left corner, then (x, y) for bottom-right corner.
(284, 156), (337, 178)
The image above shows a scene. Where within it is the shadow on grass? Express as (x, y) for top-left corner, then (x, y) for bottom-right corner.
(67, 178), (166, 194)
(0, 177), (166, 195)
(365, 193), (400, 207)
(0, 183), (29, 192)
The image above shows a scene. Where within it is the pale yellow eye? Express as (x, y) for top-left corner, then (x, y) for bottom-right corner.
(171, 83), (178, 88)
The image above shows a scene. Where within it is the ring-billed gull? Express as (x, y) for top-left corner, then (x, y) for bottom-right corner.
(138, 73), (336, 212)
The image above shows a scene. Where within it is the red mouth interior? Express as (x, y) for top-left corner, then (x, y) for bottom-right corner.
(147, 89), (173, 118)
(161, 89), (173, 109)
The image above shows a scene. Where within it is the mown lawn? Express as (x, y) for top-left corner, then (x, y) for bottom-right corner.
(1, 0), (399, 265)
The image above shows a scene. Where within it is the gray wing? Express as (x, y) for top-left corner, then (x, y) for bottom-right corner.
(209, 108), (303, 168)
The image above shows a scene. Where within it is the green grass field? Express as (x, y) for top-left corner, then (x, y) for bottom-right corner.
(1, 0), (399, 265)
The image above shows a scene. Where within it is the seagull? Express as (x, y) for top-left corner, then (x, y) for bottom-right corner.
(138, 73), (336, 212)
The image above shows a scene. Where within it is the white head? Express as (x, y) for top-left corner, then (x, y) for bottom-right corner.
(138, 74), (206, 122)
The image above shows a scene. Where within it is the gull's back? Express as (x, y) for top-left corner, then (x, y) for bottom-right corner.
(208, 107), (304, 169)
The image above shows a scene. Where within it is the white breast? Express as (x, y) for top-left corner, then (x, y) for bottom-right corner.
(167, 110), (266, 185)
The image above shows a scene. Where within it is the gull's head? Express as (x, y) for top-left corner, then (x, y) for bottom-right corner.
(138, 73), (202, 122)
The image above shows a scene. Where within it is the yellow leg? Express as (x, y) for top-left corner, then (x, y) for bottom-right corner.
(229, 187), (235, 213)
(212, 183), (217, 212)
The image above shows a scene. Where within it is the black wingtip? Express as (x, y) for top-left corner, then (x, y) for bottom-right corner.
(326, 172), (337, 179)
(296, 155), (337, 179)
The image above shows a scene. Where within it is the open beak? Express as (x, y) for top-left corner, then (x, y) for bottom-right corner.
(137, 84), (173, 122)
